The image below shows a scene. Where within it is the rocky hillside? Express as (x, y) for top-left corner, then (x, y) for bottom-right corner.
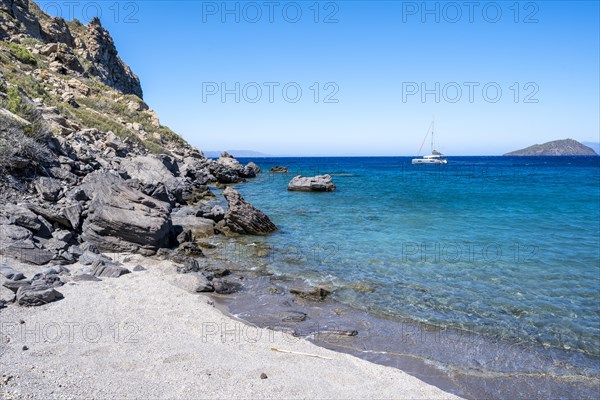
(0, 1), (276, 307)
(504, 139), (599, 156)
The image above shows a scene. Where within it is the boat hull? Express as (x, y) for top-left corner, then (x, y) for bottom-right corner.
(412, 158), (448, 164)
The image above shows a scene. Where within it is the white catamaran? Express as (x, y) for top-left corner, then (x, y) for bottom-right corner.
(412, 119), (448, 164)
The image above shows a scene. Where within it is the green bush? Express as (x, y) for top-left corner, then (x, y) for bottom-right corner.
(1, 86), (51, 139)
(6, 42), (37, 66)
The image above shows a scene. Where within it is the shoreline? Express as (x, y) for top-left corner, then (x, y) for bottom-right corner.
(202, 235), (600, 400)
(0, 254), (460, 399)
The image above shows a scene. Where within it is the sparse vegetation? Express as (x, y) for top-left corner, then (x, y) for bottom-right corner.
(5, 42), (37, 65)
(0, 86), (50, 139)
(0, 116), (53, 171)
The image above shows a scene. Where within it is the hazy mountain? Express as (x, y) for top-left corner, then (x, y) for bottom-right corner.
(204, 150), (273, 158)
(581, 142), (600, 154)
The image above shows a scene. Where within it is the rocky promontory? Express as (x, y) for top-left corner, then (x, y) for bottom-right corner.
(0, 0), (276, 307)
(504, 139), (598, 156)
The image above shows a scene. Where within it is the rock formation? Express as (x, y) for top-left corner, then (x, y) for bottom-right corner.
(288, 175), (336, 192)
(0, 1), (275, 307)
(222, 187), (277, 235)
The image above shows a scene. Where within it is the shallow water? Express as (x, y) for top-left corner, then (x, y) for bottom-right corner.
(210, 156), (600, 398)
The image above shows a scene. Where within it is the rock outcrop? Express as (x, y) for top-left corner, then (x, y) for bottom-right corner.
(81, 173), (172, 255)
(288, 175), (336, 192)
(0, 0), (275, 310)
(79, 17), (143, 98)
(0, 1), (142, 97)
(222, 187), (277, 235)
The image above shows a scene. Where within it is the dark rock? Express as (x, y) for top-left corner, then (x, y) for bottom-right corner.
(171, 215), (215, 240)
(91, 260), (130, 278)
(194, 274), (214, 292)
(0, 264), (26, 281)
(49, 48), (84, 74)
(0, 204), (42, 231)
(260, 373), (268, 379)
(171, 225), (192, 246)
(178, 157), (211, 182)
(16, 285), (63, 306)
(281, 311), (308, 322)
(35, 177), (63, 201)
(209, 162), (245, 184)
(121, 155), (177, 189)
(72, 273), (102, 282)
(81, 172), (171, 255)
(133, 265), (146, 272)
(290, 287), (331, 301)
(176, 258), (200, 274)
(31, 273), (64, 288)
(155, 248), (173, 259)
(41, 19), (75, 46)
(81, 17), (143, 98)
(288, 175), (336, 192)
(49, 166), (78, 184)
(3, 279), (32, 293)
(80, 242), (99, 254)
(63, 203), (83, 230)
(0, 238), (55, 265)
(223, 187), (277, 235)
(0, 224), (32, 241)
(204, 267), (231, 279)
(79, 250), (112, 266)
(203, 206), (225, 222)
(245, 162), (262, 175)
(269, 166), (288, 173)
(212, 279), (242, 294)
(177, 242), (204, 257)
(26, 202), (71, 229)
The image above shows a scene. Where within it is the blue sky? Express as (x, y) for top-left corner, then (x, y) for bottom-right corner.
(39, 1), (600, 156)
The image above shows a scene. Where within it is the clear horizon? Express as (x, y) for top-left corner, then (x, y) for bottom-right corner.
(38, 1), (600, 156)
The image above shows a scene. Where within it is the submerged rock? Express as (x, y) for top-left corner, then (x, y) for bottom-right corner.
(288, 175), (336, 192)
(222, 187), (277, 235)
(290, 286), (332, 301)
(269, 166), (288, 173)
(212, 279), (242, 294)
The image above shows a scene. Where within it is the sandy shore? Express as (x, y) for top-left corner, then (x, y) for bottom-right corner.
(0, 255), (460, 399)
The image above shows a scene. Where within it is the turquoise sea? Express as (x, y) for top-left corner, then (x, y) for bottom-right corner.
(213, 156), (600, 397)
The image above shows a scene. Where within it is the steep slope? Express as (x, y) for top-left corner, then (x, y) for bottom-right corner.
(504, 139), (598, 156)
(0, 0), (271, 272)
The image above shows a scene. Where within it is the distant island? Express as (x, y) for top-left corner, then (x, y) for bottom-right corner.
(504, 139), (599, 156)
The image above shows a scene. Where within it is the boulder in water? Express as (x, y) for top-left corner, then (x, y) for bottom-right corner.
(288, 175), (336, 192)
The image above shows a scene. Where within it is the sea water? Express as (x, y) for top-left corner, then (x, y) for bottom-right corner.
(213, 156), (600, 397)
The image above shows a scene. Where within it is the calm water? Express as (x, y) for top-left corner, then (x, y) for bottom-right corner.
(224, 156), (600, 360)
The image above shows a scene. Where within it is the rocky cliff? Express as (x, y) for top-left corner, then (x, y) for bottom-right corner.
(0, 1), (276, 306)
(1, 0), (142, 96)
(504, 139), (599, 156)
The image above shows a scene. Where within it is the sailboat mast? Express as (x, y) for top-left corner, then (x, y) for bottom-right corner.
(431, 119), (435, 152)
